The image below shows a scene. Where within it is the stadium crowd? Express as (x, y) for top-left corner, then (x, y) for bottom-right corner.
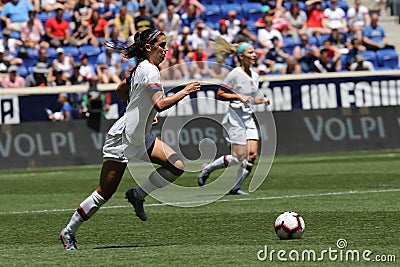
(0, 0), (397, 89)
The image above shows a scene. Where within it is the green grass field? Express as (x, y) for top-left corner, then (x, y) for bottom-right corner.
(0, 150), (399, 266)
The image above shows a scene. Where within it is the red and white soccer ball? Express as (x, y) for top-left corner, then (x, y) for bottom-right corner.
(274, 211), (305, 239)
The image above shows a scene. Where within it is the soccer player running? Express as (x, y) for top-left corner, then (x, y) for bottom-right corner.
(198, 38), (270, 195)
(60, 29), (201, 250)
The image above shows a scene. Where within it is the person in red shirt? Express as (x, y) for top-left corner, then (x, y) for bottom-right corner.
(188, 44), (209, 79)
(45, 7), (73, 47)
(89, 9), (110, 45)
(305, 0), (331, 36)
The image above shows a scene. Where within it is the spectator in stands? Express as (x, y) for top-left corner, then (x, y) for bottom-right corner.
(211, 19), (234, 44)
(257, 17), (283, 51)
(77, 54), (98, 84)
(1, 65), (25, 89)
(73, 0), (93, 25)
(89, 9), (110, 45)
(55, 93), (73, 121)
(282, 56), (302, 74)
(108, 27), (124, 47)
(350, 54), (375, 71)
(176, 26), (193, 56)
(37, 47), (56, 85)
(0, 47), (11, 74)
(313, 47), (342, 72)
(362, 13), (395, 51)
(117, 0), (139, 18)
(180, 3), (201, 32)
(0, 0), (33, 32)
(25, 62), (49, 87)
(306, 0), (331, 36)
(45, 7), (72, 47)
(158, 4), (181, 40)
(40, 0), (65, 12)
(347, 0), (370, 40)
(324, 0), (348, 33)
(188, 44), (209, 79)
(97, 0), (117, 20)
(190, 19), (211, 54)
(376, 0), (387, 16)
(226, 10), (241, 38)
(233, 18), (257, 44)
(53, 47), (74, 85)
(285, 0), (307, 42)
(346, 37), (366, 69)
(263, 36), (290, 73)
(145, 0), (167, 20)
(328, 28), (346, 49)
(70, 19), (98, 47)
(113, 6), (136, 42)
(20, 10), (48, 53)
(134, 4), (155, 32)
(293, 33), (320, 73)
(175, 0), (205, 17)
(96, 47), (122, 84)
(254, 5), (273, 29)
(208, 61), (230, 79)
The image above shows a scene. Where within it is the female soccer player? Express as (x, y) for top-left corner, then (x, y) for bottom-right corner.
(60, 29), (201, 250)
(197, 38), (270, 195)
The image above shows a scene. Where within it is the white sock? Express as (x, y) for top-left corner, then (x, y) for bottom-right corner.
(206, 155), (239, 172)
(135, 167), (178, 199)
(232, 161), (253, 192)
(65, 190), (106, 234)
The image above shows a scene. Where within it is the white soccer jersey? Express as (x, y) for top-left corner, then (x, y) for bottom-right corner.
(124, 60), (163, 145)
(221, 66), (261, 114)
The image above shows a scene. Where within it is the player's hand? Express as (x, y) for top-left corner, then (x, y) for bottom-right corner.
(152, 117), (158, 126)
(183, 81), (201, 95)
(238, 94), (251, 104)
(263, 97), (270, 105)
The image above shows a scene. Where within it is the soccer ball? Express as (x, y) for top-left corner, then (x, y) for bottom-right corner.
(274, 211), (305, 239)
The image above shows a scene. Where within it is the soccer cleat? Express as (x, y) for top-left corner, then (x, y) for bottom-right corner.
(59, 228), (77, 250)
(125, 189), (147, 221)
(198, 164), (210, 186)
(229, 189), (249, 195)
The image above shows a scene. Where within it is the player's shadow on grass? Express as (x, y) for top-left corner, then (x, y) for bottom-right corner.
(93, 244), (165, 250)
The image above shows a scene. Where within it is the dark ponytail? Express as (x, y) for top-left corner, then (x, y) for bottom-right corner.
(103, 28), (164, 74)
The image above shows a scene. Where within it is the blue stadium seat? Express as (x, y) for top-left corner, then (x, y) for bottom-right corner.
(244, 2), (263, 21)
(201, 4), (222, 24)
(9, 31), (21, 40)
(47, 47), (57, 61)
(79, 45), (101, 56)
(17, 66), (28, 78)
(221, 4), (244, 19)
(282, 36), (298, 55)
(79, 45), (101, 65)
(63, 46), (80, 62)
(376, 49), (399, 69)
(23, 57), (37, 70)
(36, 12), (49, 26)
(360, 50), (378, 68)
(308, 36), (318, 46)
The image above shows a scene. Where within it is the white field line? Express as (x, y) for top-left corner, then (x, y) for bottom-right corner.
(0, 188), (399, 215)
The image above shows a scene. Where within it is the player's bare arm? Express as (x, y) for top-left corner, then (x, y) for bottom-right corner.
(151, 81), (201, 112)
(216, 88), (251, 104)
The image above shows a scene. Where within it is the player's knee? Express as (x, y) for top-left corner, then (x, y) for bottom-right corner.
(167, 154), (185, 176)
(172, 160), (185, 176)
(248, 152), (257, 163)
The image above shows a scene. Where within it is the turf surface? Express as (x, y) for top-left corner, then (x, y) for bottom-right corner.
(0, 150), (399, 266)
